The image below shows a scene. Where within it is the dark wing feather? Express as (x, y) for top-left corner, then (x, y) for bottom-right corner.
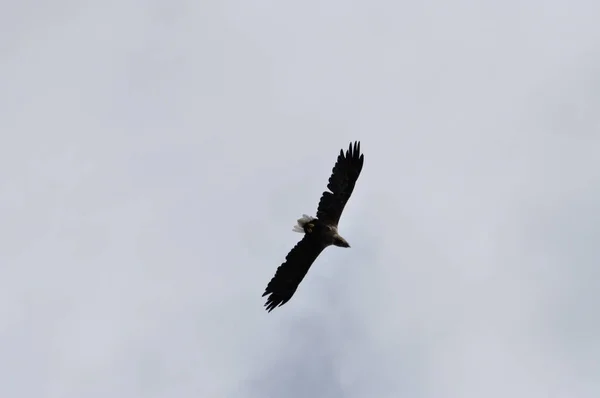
(316, 141), (364, 226)
(262, 233), (326, 312)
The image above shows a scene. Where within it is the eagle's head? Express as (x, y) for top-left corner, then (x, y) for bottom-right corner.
(333, 235), (350, 248)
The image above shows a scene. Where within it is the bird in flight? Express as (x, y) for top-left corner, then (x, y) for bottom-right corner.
(262, 141), (365, 312)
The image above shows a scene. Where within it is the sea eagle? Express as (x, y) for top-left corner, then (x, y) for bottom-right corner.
(262, 141), (364, 312)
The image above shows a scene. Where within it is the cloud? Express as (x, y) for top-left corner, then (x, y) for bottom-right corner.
(1, 0), (599, 397)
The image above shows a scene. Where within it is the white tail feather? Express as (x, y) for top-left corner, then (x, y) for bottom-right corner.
(293, 214), (316, 233)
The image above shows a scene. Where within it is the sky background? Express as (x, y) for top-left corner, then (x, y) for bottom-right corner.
(2, 1), (600, 397)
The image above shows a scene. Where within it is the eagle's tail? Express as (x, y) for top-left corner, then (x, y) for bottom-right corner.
(293, 214), (316, 233)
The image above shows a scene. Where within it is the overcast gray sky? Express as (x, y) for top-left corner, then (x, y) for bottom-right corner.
(2, 1), (600, 397)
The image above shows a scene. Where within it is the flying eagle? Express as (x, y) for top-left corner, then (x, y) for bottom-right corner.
(262, 141), (364, 312)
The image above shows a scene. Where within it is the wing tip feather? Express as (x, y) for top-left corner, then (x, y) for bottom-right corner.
(346, 140), (362, 159)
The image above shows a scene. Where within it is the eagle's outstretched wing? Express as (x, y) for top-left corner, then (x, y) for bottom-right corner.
(262, 233), (327, 312)
(316, 141), (364, 226)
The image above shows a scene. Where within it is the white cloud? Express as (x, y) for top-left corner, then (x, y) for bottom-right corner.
(1, 0), (599, 397)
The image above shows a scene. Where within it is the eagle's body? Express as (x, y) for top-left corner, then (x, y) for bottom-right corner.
(262, 141), (364, 312)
